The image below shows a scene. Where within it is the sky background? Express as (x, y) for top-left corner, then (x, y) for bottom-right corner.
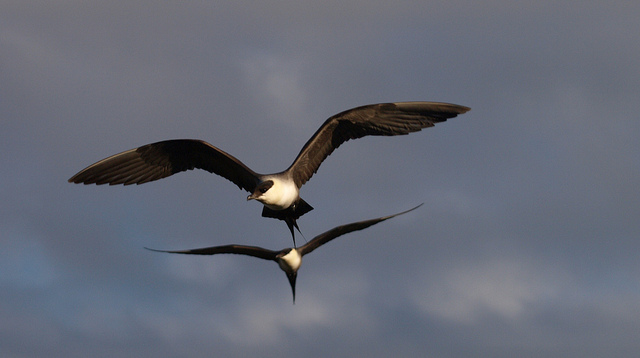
(2, 1), (639, 357)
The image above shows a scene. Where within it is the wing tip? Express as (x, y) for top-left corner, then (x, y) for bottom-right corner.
(392, 101), (471, 115)
(382, 203), (424, 220)
(67, 176), (89, 185)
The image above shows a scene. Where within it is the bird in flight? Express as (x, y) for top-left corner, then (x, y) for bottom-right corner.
(146, 204), (422, 303)
(69, 102), (469, 245)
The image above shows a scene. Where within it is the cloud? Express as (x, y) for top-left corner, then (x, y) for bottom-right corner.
(411, 258), (565, 324)
(2, 1), (640, 356)
(239, 50), (308, 124)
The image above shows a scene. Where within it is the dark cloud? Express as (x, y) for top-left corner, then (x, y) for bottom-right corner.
(2, 1), (639, 357)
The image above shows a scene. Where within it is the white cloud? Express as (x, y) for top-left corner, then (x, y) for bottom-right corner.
(410, 259), (563, 324)
(217, 267), (377, 345)
(163, 254), (237, 286)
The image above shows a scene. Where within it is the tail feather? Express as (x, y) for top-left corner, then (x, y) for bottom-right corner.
(261, 199), (313, 247)
(260, 198), (313, 220)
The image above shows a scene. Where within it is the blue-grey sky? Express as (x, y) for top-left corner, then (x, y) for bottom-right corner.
(2, 1), (639, 357)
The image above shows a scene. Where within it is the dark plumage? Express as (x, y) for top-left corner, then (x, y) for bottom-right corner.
(146, 204), (422, 303)
(69, 102), (469, 244)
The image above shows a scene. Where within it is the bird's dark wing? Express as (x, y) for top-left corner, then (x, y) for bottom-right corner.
(68, 139), (260, 192)
(286, 102), (470, 187)
(145, 244), (279, 261)
(298, 204), (423, 256)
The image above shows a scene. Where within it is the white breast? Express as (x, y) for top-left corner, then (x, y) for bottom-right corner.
(278, 249), (302, 273)
(260, 177), (299, 210)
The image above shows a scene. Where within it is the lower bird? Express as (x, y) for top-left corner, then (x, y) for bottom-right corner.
(68, 102), (469, 245)
(146, 204), (422, 303)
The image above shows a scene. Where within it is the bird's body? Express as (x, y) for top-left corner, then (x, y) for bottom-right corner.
(146, 204), (422, 302)
(276, 248), (302, 275)
(69, 102), (469, 244)
(251, 175), (299, 211)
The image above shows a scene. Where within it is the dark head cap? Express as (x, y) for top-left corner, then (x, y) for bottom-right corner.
(247, 180), (274, 200)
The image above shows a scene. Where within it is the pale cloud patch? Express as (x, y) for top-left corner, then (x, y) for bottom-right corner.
(239, 51), (308, 124)
(133, 266), (378, 347)
(162, 254), (237, 287)
(410, 259), (564, 324)
(218, 267), (376, 345)
(0, 224), (60, 289)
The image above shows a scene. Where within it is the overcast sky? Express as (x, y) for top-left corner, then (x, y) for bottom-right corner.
(2, 1), (639, 357)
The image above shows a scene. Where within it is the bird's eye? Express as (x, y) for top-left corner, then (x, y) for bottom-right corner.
(260, 187), (269, 193)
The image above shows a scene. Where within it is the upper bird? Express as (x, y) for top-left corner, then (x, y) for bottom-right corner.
(146, 204), (422, 303)
(68, 101), (469, 245)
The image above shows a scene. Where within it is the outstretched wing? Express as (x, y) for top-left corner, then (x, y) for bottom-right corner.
(145, 244), (278, 261)
(298, 204), (423, 256)
(286, 102), (470, 187)
(68, 139), (260, 192)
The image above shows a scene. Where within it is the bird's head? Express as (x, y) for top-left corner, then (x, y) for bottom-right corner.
(247, 180), (274, 203)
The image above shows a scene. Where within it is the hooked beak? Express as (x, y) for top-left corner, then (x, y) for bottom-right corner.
(286, 272), (297, 304)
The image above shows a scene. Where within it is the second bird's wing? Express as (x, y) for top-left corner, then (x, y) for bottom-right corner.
(145, 244), (279, 261)
(298, 204), (423, 256)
